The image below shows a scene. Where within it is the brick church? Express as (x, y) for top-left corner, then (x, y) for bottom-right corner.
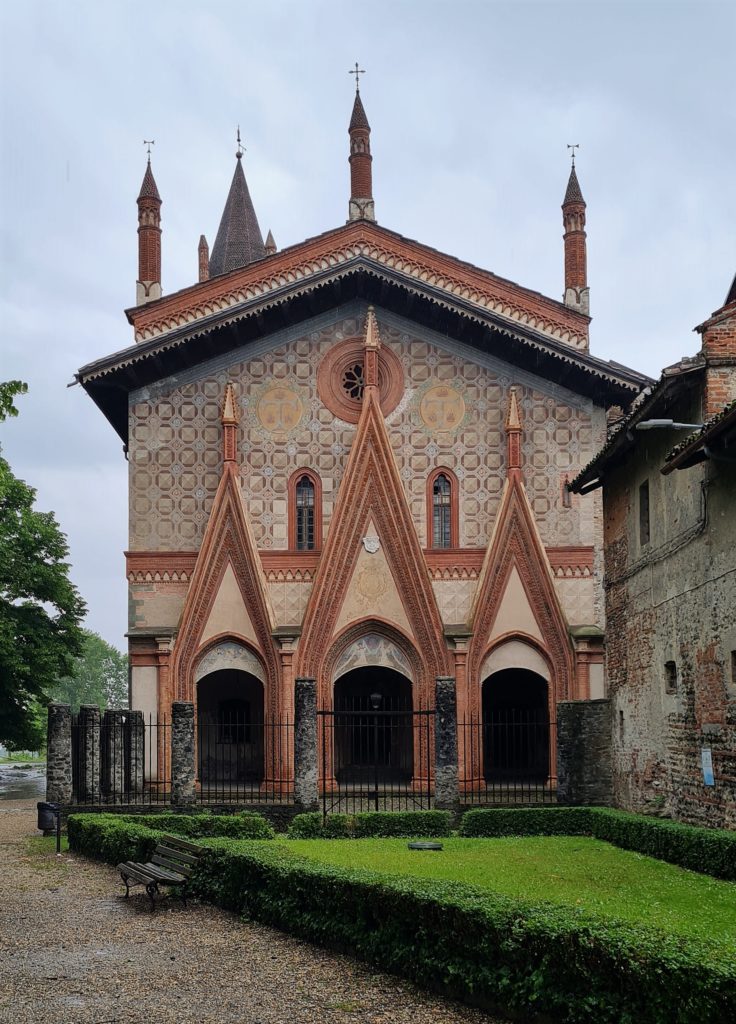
(77, 84), (649, 795)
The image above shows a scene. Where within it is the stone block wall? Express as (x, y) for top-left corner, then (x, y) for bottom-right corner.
(557, 699), (613, 805)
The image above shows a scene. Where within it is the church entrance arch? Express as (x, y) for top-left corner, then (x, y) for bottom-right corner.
(197, 668), (265, 787)
(481, 669), (550, 783)
(333, 667), (413, 783)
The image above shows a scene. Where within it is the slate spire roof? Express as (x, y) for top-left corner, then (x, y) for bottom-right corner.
(563, 165), (585, 205)
(349, 90), (370, 132)
(209, 153), (265, 277)
(137, 159), (161, 202)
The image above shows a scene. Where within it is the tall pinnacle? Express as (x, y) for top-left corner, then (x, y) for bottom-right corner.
(347, 64), (375, 223)
(562, 149), (589, 317)
(136, 154), (162, 305)
(209, 145), (265, 277)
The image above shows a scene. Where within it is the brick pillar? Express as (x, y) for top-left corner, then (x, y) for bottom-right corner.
(78, 705), (101, 803)
(294, 678), (319, 811)
(434, 677), (459, 811)
(171, 701), (196, 806)
(102, 709), (126, 803)
(46, 703), (72, 804)
(128, 710), (145, 800)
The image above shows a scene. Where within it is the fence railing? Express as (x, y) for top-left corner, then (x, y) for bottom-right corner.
(318, 707), (435, 814)
(197, 714), (294, 804)
(458, 712), (557, 805)
(71, 712), (171, 805)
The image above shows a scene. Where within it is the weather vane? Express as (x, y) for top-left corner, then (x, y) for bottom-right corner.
(236, 125), (244, 159)
(349, 62), (365, 93)
(567, 143), (580, 167)
(143, 139), (155, 159)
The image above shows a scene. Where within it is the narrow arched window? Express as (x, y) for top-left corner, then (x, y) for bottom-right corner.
(432, 473), (452, 548)
(295, 475), (315, 550)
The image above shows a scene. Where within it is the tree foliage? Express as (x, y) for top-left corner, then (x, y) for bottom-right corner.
(0, 382), (86, 748)
(48, 630), (128, 711)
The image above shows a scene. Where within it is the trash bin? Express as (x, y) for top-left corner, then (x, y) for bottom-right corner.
(37, 801), (59, 833)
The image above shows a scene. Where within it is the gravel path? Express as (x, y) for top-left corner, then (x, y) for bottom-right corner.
(0, 801), (504, 1024)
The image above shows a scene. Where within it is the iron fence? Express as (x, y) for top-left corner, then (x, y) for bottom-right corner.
(71, 713), (171, 805)
(318, 704), (434, 814)
(196, 713), (294, 804)
(458, 710), (557, 805)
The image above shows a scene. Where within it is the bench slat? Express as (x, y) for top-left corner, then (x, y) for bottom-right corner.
(156, 844), (199, 865)
(118, 863), (155, 884)
(160, 834), (203, 854)
(137, 862), (186, 883)
(152, 853), (193, 876)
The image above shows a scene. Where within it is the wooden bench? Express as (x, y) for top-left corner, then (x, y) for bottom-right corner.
(117, 834), (203, 908)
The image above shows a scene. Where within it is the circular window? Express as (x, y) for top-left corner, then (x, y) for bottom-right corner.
(317, 338), (404, 423)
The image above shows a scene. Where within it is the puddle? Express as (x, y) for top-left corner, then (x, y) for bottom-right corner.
(0, 763), (46, 801)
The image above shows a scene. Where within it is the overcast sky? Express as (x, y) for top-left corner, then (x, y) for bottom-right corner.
(1, 0), (734, 653)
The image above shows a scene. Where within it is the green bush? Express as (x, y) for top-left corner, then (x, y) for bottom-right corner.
(118, 811), (274, 840)
(69, 813), (736, 1022)
(288, 810), (451, 839)
(353, 810), (452, 838)
(459, 807), (736, 881)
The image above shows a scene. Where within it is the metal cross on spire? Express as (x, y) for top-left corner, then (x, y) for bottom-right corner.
(349, 62), (365, 93)
(143, 139), (155, 161)
(236, 125), (244, 160)
(567, 143), (580, 167)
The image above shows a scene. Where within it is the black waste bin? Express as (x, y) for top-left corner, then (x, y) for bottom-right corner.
(37, 801), (59, 833)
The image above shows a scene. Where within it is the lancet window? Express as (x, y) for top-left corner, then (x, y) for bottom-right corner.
(427, 468), (458, 549)
(289, 469), (322, 551)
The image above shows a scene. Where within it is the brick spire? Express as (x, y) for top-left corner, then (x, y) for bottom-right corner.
(198, 235), (210, 282)
(221, 383), (240, 463)
(505, 386), (523, 478)
(209, 148), (265, 277)
(264, 229), (276, 255)
(363, 306), (381, 395)
(348, 83), (375, 223)
(562, 158), (589, 315)
(136, 157), (162, 305)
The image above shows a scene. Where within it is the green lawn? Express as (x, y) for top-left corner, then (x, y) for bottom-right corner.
(283, 836), (736, 946)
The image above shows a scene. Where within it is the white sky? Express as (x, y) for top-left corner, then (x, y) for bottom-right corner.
(1, 0), (734, 652)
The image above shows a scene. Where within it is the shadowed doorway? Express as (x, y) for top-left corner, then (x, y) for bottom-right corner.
(197, 669), (264, 785)
(333, 667), (413, 783)
(481, 669), (550, 782)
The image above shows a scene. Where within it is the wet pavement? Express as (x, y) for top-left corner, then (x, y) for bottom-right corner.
(0, 762), (45, 802)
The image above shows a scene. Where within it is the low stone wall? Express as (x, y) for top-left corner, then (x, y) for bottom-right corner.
(557, 699), (613, 805)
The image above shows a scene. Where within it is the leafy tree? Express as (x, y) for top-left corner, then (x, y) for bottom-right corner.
(49, 630), (128, 711)
(0, 382), (86, 748)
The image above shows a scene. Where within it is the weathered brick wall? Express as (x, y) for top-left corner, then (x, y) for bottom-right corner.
(557, 699), (613, 805)
(603, 408), (736, 828)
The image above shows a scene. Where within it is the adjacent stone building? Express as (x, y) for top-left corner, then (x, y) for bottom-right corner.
(76, 86), (649, 795)
(572, 280), (736, 827)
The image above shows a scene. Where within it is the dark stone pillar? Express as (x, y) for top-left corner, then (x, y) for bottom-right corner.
(128, 710), (145, 800)
(78, 705), (101, 803)
(434, 677), (459, 811)
(294, 678), (318, 811)
(102, 709), (126, 803)
(171, 701), (196, 806)
(557, 699), (613, 805)
(46, 703), (72, 804)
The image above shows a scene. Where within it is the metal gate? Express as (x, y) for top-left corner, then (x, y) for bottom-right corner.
(318, 704), (434, 814)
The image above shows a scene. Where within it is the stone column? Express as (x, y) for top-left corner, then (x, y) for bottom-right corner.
(171, 701), (196, 806)
(434, 677), (459, 812)
(294, 678), (319, 811)
(128, 710), (145, 800)
(102, 709), (126, 803)
(78, 705), (101, 803)
(557, 699), (613, 805)
(46, 703), (72, 804)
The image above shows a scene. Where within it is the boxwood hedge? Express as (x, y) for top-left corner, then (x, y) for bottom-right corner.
(459, 807), (736, 880)
(68, 813), (736, 1024)
(288, 810), (452, 839)
(118, 811), (274, 839)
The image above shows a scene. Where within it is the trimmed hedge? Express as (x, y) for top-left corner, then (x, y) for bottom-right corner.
(459, 807), (736, 881)
(69, 814), (736, 1024)
(288, 810), (452, 839)
(118, 811), (274, 840)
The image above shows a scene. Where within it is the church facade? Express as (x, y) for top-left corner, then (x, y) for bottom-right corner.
(77, 88), (649, 794)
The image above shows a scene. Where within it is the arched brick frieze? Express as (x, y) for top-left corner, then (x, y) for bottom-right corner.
(170, 463), (280, 715)
(320, 618), (427, 709)
(467, 475), (574, 717)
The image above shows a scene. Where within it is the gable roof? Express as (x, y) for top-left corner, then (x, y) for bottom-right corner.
(77, 220), (651, 442)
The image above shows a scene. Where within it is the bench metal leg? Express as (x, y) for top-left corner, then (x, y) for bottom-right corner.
(145, 881), (159, 908)
(120, 872), (131, 899)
